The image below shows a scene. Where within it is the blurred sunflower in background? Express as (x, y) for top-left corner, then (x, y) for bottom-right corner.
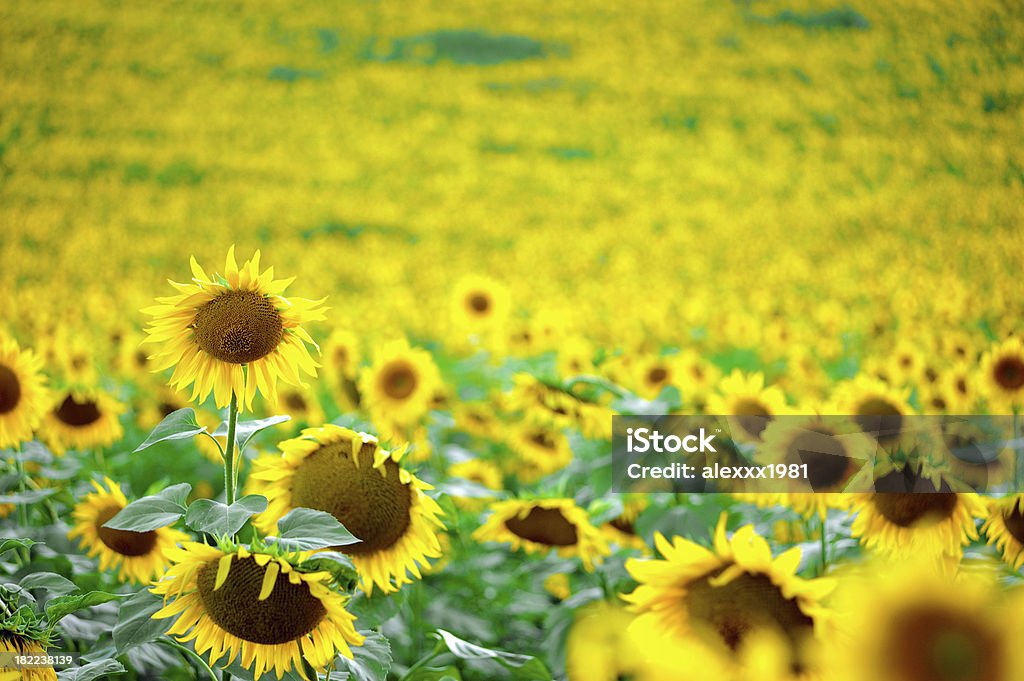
(507, 373), (612, 440)
(566, 600), (645, 681)
(68, 477), (189, 584)
(600, 495), (649, 551)
(831, 377), (914, 448)
(707, 371), (788, 442)
(324, 328), (362, 410)
(41, 389), (124, 455)
(359, 339), (442, 432)
(504, 422), (573, 480)
(450, 274), (510, 337)
(474, 498), (609, 571)
(979, 337), (1024, 412)
(143, 247), (327, 411)
(250, 425), (445, 594)
(981, 494), (1024, 570)
(0, 335), (48, 449)
(151, 542), (364, 680)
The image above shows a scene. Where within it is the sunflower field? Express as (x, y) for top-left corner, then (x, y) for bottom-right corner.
(2, 0), (1024, 679)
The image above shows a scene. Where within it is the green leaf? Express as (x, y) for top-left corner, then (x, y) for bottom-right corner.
(337, 630), (391, 681)
(213, 414), (291, 455)
(0, 538), (35, 557)
(405, 667), (462, 681)
(435, 630), (551, 680)
(268, 507), (360, 551)
(134, 407), (205, 453)
(296, 551), (358, 588)
(46, 591), (126, 623)
(348, 589), (407, 629)
(20, 572), (78, 596)
(57, 659), (126, 681)
(184, 495), (267, 537)
(112, 589), (171, 653)
(103, 483), (191, 532)
(0, 488), (58, 503)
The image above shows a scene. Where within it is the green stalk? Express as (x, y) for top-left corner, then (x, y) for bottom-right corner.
(819, 514), (828, 575)
(14, 457), (31, 564)
(223, 392), (239, 508)
(157, 638), (217, 681)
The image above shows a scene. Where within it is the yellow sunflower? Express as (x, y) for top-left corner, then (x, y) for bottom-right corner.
(151, 542), (364, 680)
(249, 425), (445, 595)
(507, 373), (612, 440)
(979, 337), (1024, 412)
(41, 389), (124, 455)
(601, 495), (649, 551)
(830, 376), (914, 449)
(447, 459), (503, 510)
(825, 558), (1024, 681)
(142, 247), (327, 412)
(0, 335), (48, 449)
(566, 600), (646, 681)
(68, 477), (189, 584)
(981, 494), (1024, 570)
(452, 400), (502, 439)
(473, 498), (610, 571)
(504, 422), (573, 479)
(268, 383), (324, 429)
(633, 354), (676, 399)
(359, 339), (442, 431)
(450, 274), (510, 333)
(324, 328), (362, 410)
(556, 335), (596, 380)
(848, 473), (987, 562)
(0, 630), (56, 681)
(939, 420), (1015, 491)
(623, 517), (834, 677)
(706, 371), (789, 442)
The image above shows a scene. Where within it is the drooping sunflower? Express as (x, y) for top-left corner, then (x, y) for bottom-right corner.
(981, 494), (1024, 570)
(825, 558), (1024, 681)
(566, 600), (646, 681)
(979, 337), (1024, 412)
(249, 425), (445, 595)
(706, 371), (789, 442)
(0, 629), (56, 681)
(68, 477), (189, 584)
(623, 517), (834, 677)
(848, 469), (987, 562)
(151, 542), (364, 680)
(507, 373), (612, 440)
(142, 247), (327, 412)
(41, 389), (124, 455)
(0, 335), (48, 449)
(473, 498), (610, 572)
(358, 339), (442, 431)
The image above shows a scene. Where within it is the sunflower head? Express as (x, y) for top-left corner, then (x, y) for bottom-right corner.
(42, 389), (124, 455)
(0, 335), (48, 450)
(755, 416), (876, 495)
(832, 376), (914, 448)
(451, 274), (510, 331)
(1, 628), (57, 681)
(68, 477), (189, 584)
(143, 247), (326, 412)
(359, 339), (442, 430)
(151, 541), (364, 680)
(250, 424), (445, 594)
(706, 371), (789, 442)
(982, 494), (1024, 571)
(979, 337), (1024, 411)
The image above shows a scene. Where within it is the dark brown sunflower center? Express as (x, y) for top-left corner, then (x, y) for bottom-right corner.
(290, 440), (412, 555)
(853, 399), (903, 445)
(192, 290), (284, 364)
(886, 605), (1001, 681)
(873, 493), (958, 528)
(1002, 504), (1024, 544)
(0, 365), (21, 414)
(55, 395), (102, 427)
(647, 367), (668, 384)
(95, 506), (158, 557)
(504, 507), (579, 546)
(197, 555), (326, 645)
(379, 362), (418, 400)
(685, 568), (814, 654)
(528, 431), (556, 450)
(993, 357), (1024, 391)
(468, 292), (491, 314)
(609, 517), (636, 535)
(789, 429), (852, 491)
(955, 378), (968, 395)
(733, 400), (772, 440)
(284, 392), (307, 411)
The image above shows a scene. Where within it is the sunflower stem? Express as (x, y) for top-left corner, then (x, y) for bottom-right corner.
(223, 392), (239, 511)
(400, 639), (445, 681)
(157, 638), (217, 681)
(14, 456), (31, 564)
(819, 514), (828, 575)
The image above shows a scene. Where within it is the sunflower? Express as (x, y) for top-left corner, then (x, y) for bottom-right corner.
(825, 558), (1024, 681)
(249, 425), (445, 595)
(447, 459), (503, 510)
(505, 423), (573, 479)
(268, 383), (324, 429)
(359, 339), (442, 431)
(0, 335), (48, 449)
(0, 630), (56, 681)
(830, 376), (914, 449)
(623, 517), (833, 676)
(566, 600), (646, 681)
(939, 420), (1015, 491)
(601, 495), (649, 551)
(68, 477), (189, 584)
(473, 498), (610, 571)
(450, 274), (510, 333)
(507, 373), (612, 440)
(981, 494), (1024, 570)
(979, 337), (1024, 412)
(41, 389), (124, 455)
(706, 371), (789, 442)
(151, 541), (364, 680)
(634, 354), (676, 399)
(136, 384), (191, 431)
(142, 247), (327, 412)
(848, 469), (987, 562)
(452, 400), (502, 439)
(324, 328), (361, 410)
(556, 335), (596, 380)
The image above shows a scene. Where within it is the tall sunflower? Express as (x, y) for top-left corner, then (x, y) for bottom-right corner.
(249, 425), (445, 594)
(359, 339), (442, 431)
(0, 335), (48, 449)
(142, 247), (327, 412)
(623, 517), (834, 676)
(0, 629), (57, 681)
(68, 477), (189, 584)
(981, 494), (1024, 570)
(979, 337), (1024, 412)
(151, 542), (364, 680)
(473, 498), (610, 571)
(41, 389), (124, 455)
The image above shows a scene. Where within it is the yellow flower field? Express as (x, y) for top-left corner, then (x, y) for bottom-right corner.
(1, 1), (1023, 679)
